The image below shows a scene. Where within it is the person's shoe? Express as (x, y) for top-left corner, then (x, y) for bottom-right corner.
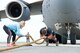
(7, 44), (13, 47)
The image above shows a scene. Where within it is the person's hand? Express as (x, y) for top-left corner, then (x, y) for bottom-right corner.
(41, 36), (47, 39)
(43, 36), (49, 41)
(25, 34), (30, 38)
(26, 32), (30, 38)
(41, 35), (49, 41)
(48, 34), (54, 39)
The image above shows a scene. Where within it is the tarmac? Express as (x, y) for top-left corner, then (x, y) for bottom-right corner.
(0, 40), (80, 53)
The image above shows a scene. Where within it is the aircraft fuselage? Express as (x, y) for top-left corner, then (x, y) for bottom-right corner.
(42, 0), (80, 44)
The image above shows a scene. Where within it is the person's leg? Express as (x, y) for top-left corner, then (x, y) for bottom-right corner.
(11, 30), (16, 42)
(11, 30), (16, 45)
(53, 35), (59, 46)
(44, 36), (49, 46)
(46, 40), (49, 46)
(3, 25), (12, 46)
(7, 32), (12, 44)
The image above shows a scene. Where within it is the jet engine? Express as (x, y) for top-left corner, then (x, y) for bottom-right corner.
(5, 0), (30, 22)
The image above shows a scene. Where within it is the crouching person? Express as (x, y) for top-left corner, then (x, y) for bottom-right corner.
(3, 20), (30, 47)
(40, 27), (59, 46)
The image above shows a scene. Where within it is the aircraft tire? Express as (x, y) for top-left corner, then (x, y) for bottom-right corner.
(70, 34), (76, 44)
(61, 33), (68, 44)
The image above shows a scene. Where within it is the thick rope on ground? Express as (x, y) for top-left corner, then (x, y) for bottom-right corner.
(29, 35), (44, 44)
(0, 38), (43, 52)
(13, 35), (44, 45)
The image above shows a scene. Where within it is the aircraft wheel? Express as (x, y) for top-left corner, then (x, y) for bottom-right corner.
(70, 34), (76, 44)
(61, 33), (68, 44)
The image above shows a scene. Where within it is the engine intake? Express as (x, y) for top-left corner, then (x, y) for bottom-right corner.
(5, 1), (30, 22)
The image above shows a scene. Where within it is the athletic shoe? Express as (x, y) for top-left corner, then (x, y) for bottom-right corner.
(7, 44), (13, 47)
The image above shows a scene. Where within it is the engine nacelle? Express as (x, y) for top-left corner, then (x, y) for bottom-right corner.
(5, 0), (30, 22)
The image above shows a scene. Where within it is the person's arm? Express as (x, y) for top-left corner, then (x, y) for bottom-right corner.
(15, 24), (26, 37)
(40, 33), (48, 39)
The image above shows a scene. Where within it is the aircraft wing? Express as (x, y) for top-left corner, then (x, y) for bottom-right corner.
(0, 0), (42, 10)
(0, 10), (7, 18)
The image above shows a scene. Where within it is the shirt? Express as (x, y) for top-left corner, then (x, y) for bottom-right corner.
(4, 22), (26, 37)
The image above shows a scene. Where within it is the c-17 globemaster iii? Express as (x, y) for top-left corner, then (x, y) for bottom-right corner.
(0, 0), (80, 44)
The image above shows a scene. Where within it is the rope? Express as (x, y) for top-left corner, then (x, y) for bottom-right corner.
(13, 35), (44, 45)
(29, 35), (44, 44)
(0, 38), (43, 51)
(0, 34), (45, 51)
(12, 36), (21, 44)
